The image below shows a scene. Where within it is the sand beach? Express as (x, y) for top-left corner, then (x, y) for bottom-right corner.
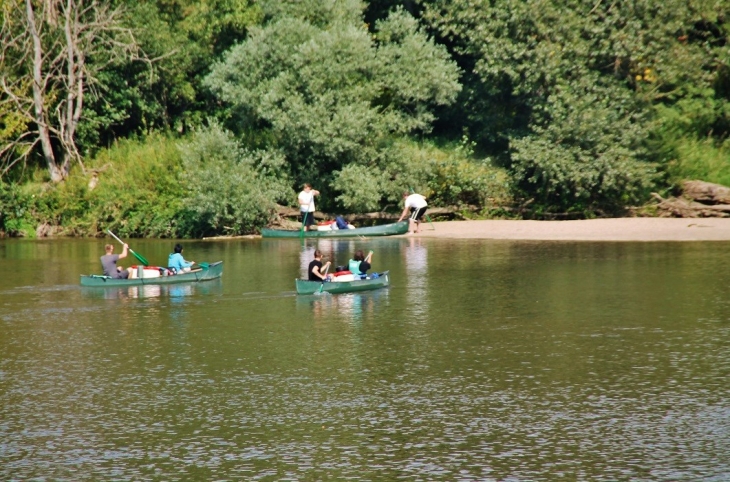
(411, 218), (730, 241)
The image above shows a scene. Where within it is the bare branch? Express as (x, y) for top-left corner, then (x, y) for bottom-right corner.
(1, 0), (142, 181)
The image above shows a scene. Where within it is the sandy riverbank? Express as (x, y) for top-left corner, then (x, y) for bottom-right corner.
(408, 218), (730, 241)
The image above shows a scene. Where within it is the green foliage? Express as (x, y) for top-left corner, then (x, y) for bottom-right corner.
(206, 1), (461, 211)
(13, 134), (187, 238)
(334, 138), (512, 213)
(78, 0), (263, 153)
(334, 164), (385, 212)
(0, 182), (34, 236)
(423, 0), (729, 216)
(178, 123), (294, 235)
(82, 134), (187, 237)
(260, 0), (364, 27)
(510, 78), (657, 215)
(1, 132), (189, 237)
(662, 137), (730, 188)
(6, 0), (730, 230)
(651, 85), (730, 187)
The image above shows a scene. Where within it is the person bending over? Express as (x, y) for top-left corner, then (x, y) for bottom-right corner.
(397, 191), (428, 234)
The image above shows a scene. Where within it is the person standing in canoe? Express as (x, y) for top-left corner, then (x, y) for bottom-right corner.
(298, 183), (320, 231)
(309, 250), (333, 281)
(398, 191), (428, 234)
(168, 243), (195, 273)
(100, 243), (133, 279)
(349, 250), (373, 276)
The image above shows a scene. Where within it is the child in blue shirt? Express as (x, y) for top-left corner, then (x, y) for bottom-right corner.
(168, 243), (194, 273)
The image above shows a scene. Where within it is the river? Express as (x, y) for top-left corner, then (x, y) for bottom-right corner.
(1, 236), (729, 480)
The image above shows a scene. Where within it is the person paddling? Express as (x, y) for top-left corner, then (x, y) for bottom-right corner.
(168, 243), (195, 273)
(309, 250), (333, 281)
(348, 250), (373, 277)
(100, 244), (133, 279)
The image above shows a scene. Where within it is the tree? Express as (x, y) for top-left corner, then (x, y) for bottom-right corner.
(424, 0), (730, 215)
(0, 0), (139, 182)
(178, 122), (293, 235)
(205, 0), (461, 211)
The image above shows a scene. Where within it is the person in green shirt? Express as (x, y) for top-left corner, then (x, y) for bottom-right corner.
(348, 250), (373, 276)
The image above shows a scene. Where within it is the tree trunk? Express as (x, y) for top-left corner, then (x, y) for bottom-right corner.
(651, 181), (730, 217)
(1, 0), (136, 182)
(60, 0), (83, 175)
(682, 180), (730, 205)
(26, 0), (66, 182)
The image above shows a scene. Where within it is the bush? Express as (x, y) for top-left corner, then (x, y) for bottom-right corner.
(0, 182), (34, 236)
(333, 137), (513, 214)
(178, 123), (294, 235)
(657, 135), (730, 190)
(83, 133), (187, 237)
(14, 133), (188, 238)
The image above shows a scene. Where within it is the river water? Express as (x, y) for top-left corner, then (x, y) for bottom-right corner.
(1, 236), (729, 481)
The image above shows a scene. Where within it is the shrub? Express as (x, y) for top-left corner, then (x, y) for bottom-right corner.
(178, 123), (294, 235)
(334, 137), (513, 214)
(0, 182), (34, 236)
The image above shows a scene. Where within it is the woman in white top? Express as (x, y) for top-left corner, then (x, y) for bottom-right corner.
(397, 192), (428, 234)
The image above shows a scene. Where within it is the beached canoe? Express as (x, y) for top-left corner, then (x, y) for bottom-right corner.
(295, 271), (390, 295)
(262, 221), (408, 238)
(80, 261), (223, 287)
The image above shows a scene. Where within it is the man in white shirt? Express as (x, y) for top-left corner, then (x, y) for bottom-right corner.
(398, 191), (428, 234)
(297, 183), (320, 231)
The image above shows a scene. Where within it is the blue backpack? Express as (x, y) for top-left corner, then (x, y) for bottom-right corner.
(335, 216), (348, 230)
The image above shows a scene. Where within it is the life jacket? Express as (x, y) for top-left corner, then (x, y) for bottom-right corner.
(348, 259), (363, 275)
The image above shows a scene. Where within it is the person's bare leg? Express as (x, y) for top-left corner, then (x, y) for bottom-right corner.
(414, 220), (421, 233)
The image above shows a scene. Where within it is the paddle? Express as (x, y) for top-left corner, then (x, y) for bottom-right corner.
(300, 211), (308, 238)
(107, 230), (150, 266)
(317, 263), (330, 295)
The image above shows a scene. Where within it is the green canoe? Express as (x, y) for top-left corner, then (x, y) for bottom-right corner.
(262, 221), (408, 238)
(80, 261), (223, 287)
(296, 271), (390, 295)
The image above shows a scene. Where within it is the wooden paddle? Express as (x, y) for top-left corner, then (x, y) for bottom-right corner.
(107, 230), (149, 266)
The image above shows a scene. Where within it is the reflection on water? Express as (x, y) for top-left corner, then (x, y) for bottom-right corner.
(80, 278), (223, 300)
(2, 238), (730, 480)
(298, 289), (390, 324)
(403, 236), (428, 320)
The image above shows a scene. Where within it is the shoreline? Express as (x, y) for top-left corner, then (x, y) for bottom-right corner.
(408, 218), (730, 241)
